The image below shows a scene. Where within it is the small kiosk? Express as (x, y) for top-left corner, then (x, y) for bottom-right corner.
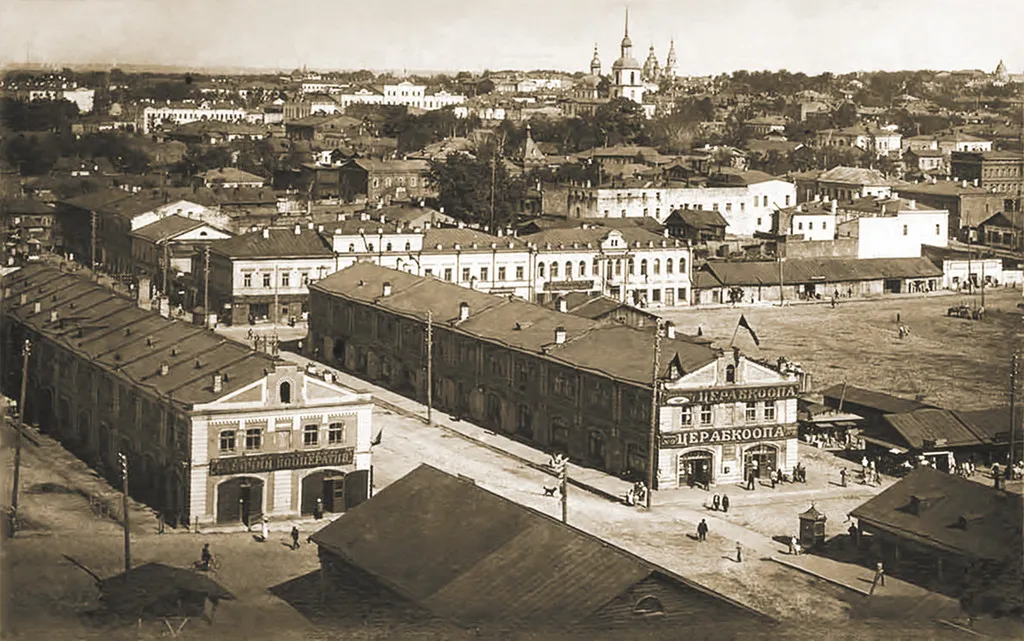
(799, 504), (827, 550)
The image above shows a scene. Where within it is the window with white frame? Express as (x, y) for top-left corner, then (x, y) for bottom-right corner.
(745, 401), (757, 422)
(328, 422), (345, 444)
(680, 406), (693, 425)
(219, 430), (236, 452)
(763, 401), (776, 421)
(700, 405), (712, 425)
(303, 424), (319, 446)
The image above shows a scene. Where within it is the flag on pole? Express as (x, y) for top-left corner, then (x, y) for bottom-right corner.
(737, 315), (761, 346)
(370, 430), (383, 447)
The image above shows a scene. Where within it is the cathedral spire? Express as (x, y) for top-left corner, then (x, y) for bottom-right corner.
(590, 43), (601, 76)
(620, 7), (633, 57)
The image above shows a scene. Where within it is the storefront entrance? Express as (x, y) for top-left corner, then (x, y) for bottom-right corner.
(216, 477), (264, 525)
(678, 450), (713, 489)
(744, 444), (779, 479)
(301, 470), (347, 515)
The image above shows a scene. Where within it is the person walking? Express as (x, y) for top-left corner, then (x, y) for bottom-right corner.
(736, 541), (743, 563)
(697, 519), (709, 542)
(840, 467), (847, 487)
(290, 526), (300, 550)
(261, 515), (269, 543)
(792, 536), (801, 556)
(869, 561), (886, 595)
(313, 497), (324, 520)
(787, 536), (796, 555)
(712, 494), (720, 511)
(746, 469), (755, 491)
(200, 543), (212, 571)
(721, 494), (730, 513)
(848, 523), (859, 547)
(770, 469), (777, 489)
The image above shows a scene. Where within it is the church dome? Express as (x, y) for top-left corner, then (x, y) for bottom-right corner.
(612, 55), (641, 71)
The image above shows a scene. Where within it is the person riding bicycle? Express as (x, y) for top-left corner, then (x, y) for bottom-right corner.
(200, 543), (212, 570)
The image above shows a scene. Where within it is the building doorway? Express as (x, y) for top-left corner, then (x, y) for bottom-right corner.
(883, 279), (901, 294)
(249, 302), (269, 321)
(216, 477), (264, 525)
(744, 444), (779, 479)
(678, 450), (713, 488)
(301, 470), (347, 515)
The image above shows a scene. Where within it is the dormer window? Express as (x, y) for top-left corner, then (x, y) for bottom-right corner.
(280, 381), (292, 404)
(725, 364), (736, 383)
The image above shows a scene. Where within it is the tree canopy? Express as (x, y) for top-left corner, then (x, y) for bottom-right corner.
(428, 153), (526, 229)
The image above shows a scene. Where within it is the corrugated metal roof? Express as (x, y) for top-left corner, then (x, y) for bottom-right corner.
(210, 227), (333, 258)
(821, 384), (932, 415)
(882, 409), (987, 449)
(850, 467), (1022, 561)
(817, 166), (891, 186)
(312, 465), (765, 626)
(130, 214), (207, 243)
(422, 227), (522, 250)
(701, 257), (943, 288)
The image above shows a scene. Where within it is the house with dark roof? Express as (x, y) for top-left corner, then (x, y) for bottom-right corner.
(693, 257), (943, 305)
(311, 464), (774, 636)
(849, 467), (1023, 615)
(198, 168), (266, 189)
(1, 197), (58, 262)
(663, 208), (728, 243)
(0, 264), (375, 527)
(309, 262), (806, 489)
(977, 211), (1021, 251)
(130, 214), (232, 286)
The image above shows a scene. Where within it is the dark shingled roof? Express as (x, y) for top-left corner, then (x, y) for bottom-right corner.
(209, 226), (333, 259)
(130, 214), (208, 243)
(700, 257), (942, 288)
(850, 467), (1023, 562)
(311, 262), (718, 385)
(311, 465), (772, 627)
(99, 562), (235, 617)
(1, 264), (280, 408)
(882, 409), (990, 449)
(821, 384), (932, 415)
(1, 198), (55, 215)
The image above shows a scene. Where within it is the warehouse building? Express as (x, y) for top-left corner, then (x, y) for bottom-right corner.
(0, 264), (374, 527)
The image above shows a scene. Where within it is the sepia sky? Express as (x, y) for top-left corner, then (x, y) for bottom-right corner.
(2, 0), (1022, 75)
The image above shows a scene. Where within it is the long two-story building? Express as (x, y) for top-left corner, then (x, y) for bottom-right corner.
(204, 218), (695, 325)
(0, 265), (374, 527)
(307, 262), (803, 489)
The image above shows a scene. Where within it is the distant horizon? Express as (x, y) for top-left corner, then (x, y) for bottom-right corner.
(2, 0), (1022, 76)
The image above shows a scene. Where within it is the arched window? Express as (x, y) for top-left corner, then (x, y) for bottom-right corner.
(385, 242), (392, 252)
(628, 259), (635, 275)
(592, 258), (599, 275)
(666, 258), (674, 274)
(579, 260), (587, 277)
(405, 241), (411, 251)
(565, 262), (573, 278)
(640, 259), (648, 276)
(280, 381), (292, 404)
(653, 259), (660, 275)
(348, 243), (355, 252)
(615, 259), (622, 276)
(632, 595), (665, 616)
(679, 257), (687, 273)
(725, 364), (736, 384)
(539, 263), (546, 278)
(551, 262), (560, 278)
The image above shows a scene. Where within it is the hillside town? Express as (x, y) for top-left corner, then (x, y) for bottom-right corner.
(2, 6), (1023, 641)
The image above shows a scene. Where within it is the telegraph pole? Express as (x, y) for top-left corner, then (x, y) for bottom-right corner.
(90, 211), (97, 276)
(646, 318), (663, 509)
(425, 310), (433, 425)
(203, 244), (210, 329)
(162, 240), (169, 299)
(9, 339), (30, 535)
(118, 452), (131, 572)
(1011, 354), (1019, 476)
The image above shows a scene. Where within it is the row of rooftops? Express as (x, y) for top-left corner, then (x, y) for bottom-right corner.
(1, 264), (279, 409)
(697, 257), (943, 289)
(208, 218), (686, 260)
(312, 262), (722, 387)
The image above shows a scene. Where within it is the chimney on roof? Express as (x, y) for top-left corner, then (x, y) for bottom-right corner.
(823, 195), (830, 203)
(973, 178), (978, 187)
(557, 297), (568, 313)
(262, 227), (270, 239)
(160, 362), (170, 376)
(665, 321), (676, 339)
(380, 214), (386, 224)
(307, 221), (314, 230)
(317, 224), (324, 233)
(382, 281), (392, 297)
(294, 223), (302, 235)
(212, 373), (224, 393)
(554, 326), (567, 344)
(931, 176), (937, 184)
(33, 301), (41, 314)
(49, 310), (58, 323)
(459, 301), (469, 321)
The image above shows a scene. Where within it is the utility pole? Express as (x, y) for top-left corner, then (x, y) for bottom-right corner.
(90, 210), (97, 276)
(118, 452), (131, 573)
(778, 256), (785, 305)
(1011, 354), (1019, 477)
(9, 339), (30, 535)
(646, 318), (663, 509)
(425, 310), (433, 425)
(203, 244), (210, 329)
(162, 240), (169, 299)
(489, 144), (498, 233)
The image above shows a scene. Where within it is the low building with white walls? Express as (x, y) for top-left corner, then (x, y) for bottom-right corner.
(0, 264), (375, 529)
(335, 82), (466, 112)
(142, 104), (247, 134)
(835, 197), (949, 259)
(29, 86), (95, 113)
(772, 200), (838, 241)
(566, 179), (796, 237)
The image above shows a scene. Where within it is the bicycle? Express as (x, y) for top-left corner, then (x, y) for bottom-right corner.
(192, 555), (221, 572)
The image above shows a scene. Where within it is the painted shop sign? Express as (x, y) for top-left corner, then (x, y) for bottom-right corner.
(544, 279), (595, 291)
(664, 384), (799, 405)
(660, 425), (797, 448)
(210, 447), (354, 476)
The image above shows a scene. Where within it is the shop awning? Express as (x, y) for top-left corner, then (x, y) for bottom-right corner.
(860, 434), (908, 454)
